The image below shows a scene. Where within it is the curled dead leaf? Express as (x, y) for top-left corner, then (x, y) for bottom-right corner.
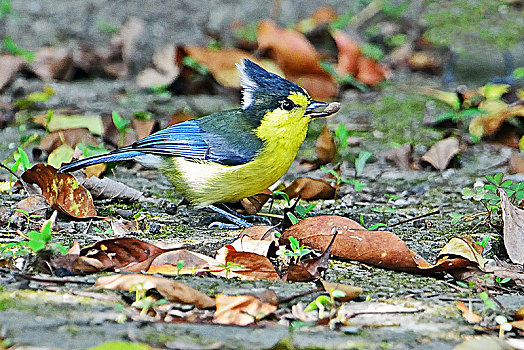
(420, 137), (461, 170)
(95, 274), (214, 308)
(284, 177), (336, 200)
(456, 300), (482, 323)
(500, 189), (524, 264)
(214, 246), (280, 281)
(356, 56), (389, 86)
(214, 294), (277, 326)
(147, 249), (215, 275)
(72, 171), (143, 201)
(320, 281), (362, 302)
(136, 45), (180, 88)
(27, 47), (74, 81)
(72, 237), (169, 274)
(0, 55), (24, 91)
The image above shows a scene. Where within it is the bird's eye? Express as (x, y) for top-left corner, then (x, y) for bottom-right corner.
(281, 99), (295, 111)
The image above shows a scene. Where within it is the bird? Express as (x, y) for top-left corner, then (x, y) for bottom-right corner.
(59, 59), (340, 227)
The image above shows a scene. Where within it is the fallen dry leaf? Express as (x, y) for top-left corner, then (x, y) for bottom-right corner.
(257, 20), (324, 77)
(456, 300), (482, 323)
(315, 125), (336, 166)
(72, 171), (144, 201)
(284, 177), (336, 200)
(0, 55), (24, 91)
(420, 137), (461, 170)
(147, 249), (215, 275)
(284, 232), (336, 282)
(47, 144), (75, 169)
(75, 237), (169, 274)
(281, 216), (483, 275)
(214, 294), (277, 326)
(10, 195), (49, 229)
(132, 118), (159, 141)
(332, 30), (360, 76)
(37, 128), (98, 154)
(290, 73), (338, 100)
(320, 281), (362, 302)
(21, 164), (97, 218)
(136, 45), (180, 88)
(32, 113), (104, 135)
(95, 274), (215, 308)
(257, 20), (338, 99)
(469, 102), (524, 139)
(228, 229), (276, 257)
(184, 47), (280, 88)
(509, 153), (524, 174)
(378, 144), (413, 170)
(301, 125), (336, 170)
(356, 56), (388, 86)
(239, 190), (272, 215)
(215, 246), (280, 281)
(27, 47), (74, 81)
(99, 17), (144, 79)
(500, 189), (524, 264)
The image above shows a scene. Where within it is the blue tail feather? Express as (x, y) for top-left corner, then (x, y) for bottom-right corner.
(58, 150), (147, 173)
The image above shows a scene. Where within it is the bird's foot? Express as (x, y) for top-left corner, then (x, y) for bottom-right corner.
(206, 204), (272, 229)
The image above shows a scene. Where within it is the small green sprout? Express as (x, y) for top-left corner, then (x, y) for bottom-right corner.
(286, 212), (300, 225)
(112, 111), (135, 148)
(176, 260), (185, 275)
(334, 123), (350, 149)
(359, 214), (386, 230)
(321, 165), (364, 192)
(495, 276), (511, 287)
(304, 288), (346, 319)
(475, 235), (490, 248)
(3, 37), (35, 61)
(218, 261), (244, 278)
(354, 150), (373, 177)
(284, 236), (312, 263)
(149, 84), (171, 96)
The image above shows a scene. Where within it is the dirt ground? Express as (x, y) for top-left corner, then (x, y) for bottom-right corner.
(1, 1), (524, 349)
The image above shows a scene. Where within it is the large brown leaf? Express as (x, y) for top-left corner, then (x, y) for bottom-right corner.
(21, 164), (96, 218)
(281, 216), (483, 274)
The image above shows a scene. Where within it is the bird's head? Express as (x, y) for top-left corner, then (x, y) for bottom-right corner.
(236, 59), (339, 125)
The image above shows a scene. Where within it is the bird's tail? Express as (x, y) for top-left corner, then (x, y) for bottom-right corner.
(59, 149), (147, 173)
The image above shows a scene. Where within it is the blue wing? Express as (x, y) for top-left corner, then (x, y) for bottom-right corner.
(60, 115), (263, 173)
(131, 120), (209, 159)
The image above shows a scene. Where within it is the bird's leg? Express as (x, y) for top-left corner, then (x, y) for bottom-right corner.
(206, 204), (273, 229)
(207, 204), (253, 229)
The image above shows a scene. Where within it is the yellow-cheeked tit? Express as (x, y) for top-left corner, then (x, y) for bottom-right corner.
(60, 59), (340, 225)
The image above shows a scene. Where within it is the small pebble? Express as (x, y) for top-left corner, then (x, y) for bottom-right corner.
(165, 203), (178, 215)
(148, 222), (161, 234)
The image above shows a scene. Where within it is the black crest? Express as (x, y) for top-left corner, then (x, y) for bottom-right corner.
(236, 59), (306, 110)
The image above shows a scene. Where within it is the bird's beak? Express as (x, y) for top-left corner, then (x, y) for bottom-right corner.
(305, 101), (341, 118)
